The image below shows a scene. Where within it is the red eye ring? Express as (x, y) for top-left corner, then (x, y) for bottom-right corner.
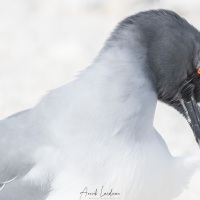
(197, 67), (200, 74)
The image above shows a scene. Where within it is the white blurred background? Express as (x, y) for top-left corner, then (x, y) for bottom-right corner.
(0, 0), (200, 199)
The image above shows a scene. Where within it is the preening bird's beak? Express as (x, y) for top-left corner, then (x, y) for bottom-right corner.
(179, 82), (200, 147)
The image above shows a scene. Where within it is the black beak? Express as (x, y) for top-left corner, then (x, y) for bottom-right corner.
(179, 81), (200, 146)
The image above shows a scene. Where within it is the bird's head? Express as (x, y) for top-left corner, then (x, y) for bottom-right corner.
(119, 10), (200, 145)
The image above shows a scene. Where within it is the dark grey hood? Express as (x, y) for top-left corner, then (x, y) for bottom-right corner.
(110, 10), (200, 145)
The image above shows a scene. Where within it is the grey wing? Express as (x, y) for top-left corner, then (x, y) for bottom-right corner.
(0, 109), (50, 200)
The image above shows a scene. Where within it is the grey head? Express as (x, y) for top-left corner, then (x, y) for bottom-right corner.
(109, 10), (200, 145)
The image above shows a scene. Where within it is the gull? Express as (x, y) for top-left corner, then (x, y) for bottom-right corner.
(0, 9), (200, 200)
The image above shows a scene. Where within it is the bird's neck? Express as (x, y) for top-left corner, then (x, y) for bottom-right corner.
(72, 45), (157, 138)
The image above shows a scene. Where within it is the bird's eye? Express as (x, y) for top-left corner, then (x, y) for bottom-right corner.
(197, 66), (200, 74)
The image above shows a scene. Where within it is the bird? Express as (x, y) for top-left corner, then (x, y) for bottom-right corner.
(0, 9), (200, 200)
